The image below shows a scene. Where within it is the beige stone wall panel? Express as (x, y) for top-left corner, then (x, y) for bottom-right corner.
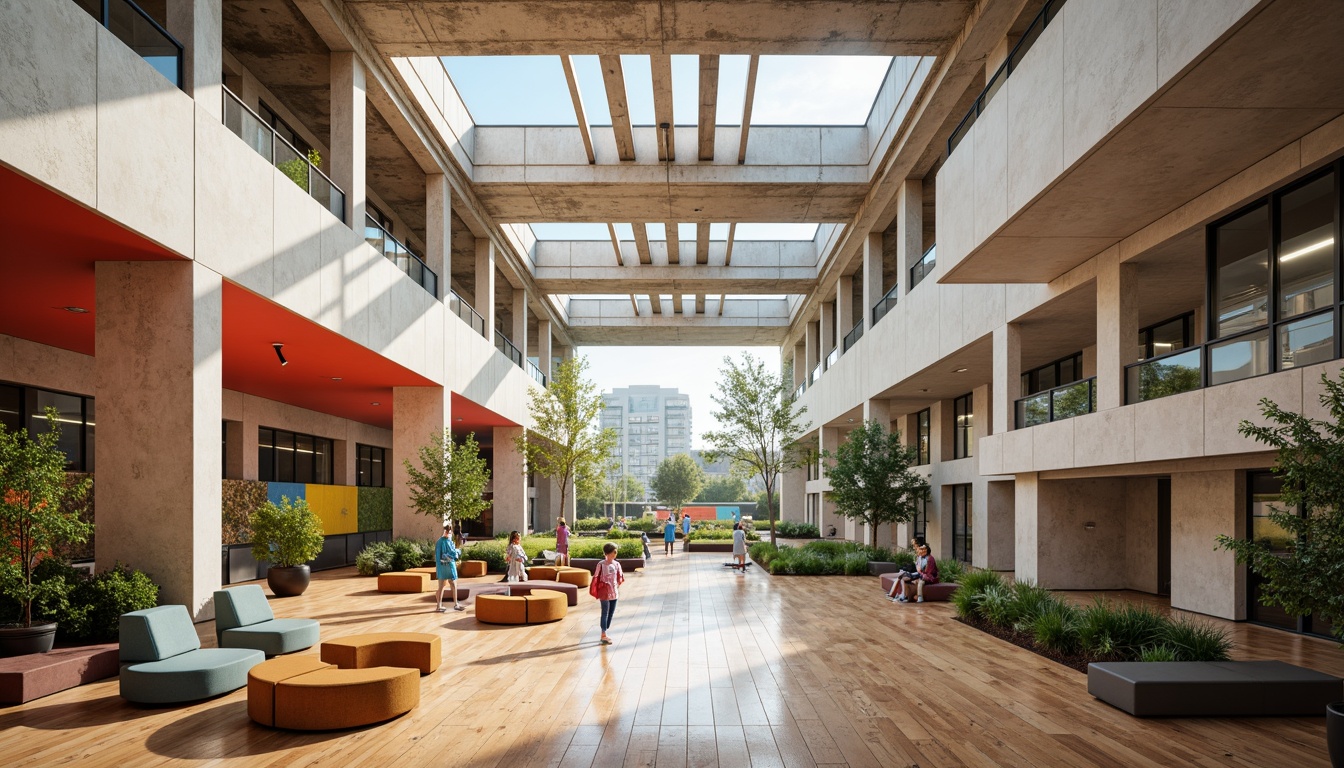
(1169, 469), (1244, 619)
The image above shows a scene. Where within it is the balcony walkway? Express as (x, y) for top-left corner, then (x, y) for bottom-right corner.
(1, 553), (1339, 766)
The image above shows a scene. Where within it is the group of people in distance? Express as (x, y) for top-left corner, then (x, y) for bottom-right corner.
(658, 514), (748, 569)
(886, 536), (939, 603)
(429, 518), (626, 646)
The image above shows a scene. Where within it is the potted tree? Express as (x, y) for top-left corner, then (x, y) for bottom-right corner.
(1216, 370), (1344, 766)
(0, 409), (93, 656)
(405, 429), (491, 542)
(250, 496), (324, 597)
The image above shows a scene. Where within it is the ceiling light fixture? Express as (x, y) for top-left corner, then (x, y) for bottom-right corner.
(370, 401), (381, 406)
(272, 343), (287, 366)
(454, 417), (464, 422)
(330, 377), (342, 382)
(62, 306), (89, 314)
(953, 367), (968, 373)
(1279, 237), (1334, 263)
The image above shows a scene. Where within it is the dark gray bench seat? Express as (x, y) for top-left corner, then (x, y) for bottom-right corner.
(1088, 660), (1343, 717)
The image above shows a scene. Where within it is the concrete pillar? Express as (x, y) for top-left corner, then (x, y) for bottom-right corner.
(792, 341), (805, 389)
(330, 51), (366, 228)
(241, 402), (260, 481)
(862, 398), (890, 430)
(895, 179), (923, 286)
(781, 466), (806, 523)
(1014, 472), (1040, 583)
(538, 320), (553, 382)
(819, 426), (844, 540)
(1097, 248), (1139, 410)
(836, 275), (853, 347)
(167, 0), (223, 120)
(512, 289), (529, 361)
(804, 321), (819, 379)
(820, 301), (836, 364)
(992, 324), (1022, 434)
(425, 174), (451, 300)
(492, 427), (528, 534)
(95, 261), (222, 620)
(862, 232), (884, 330)
(475, 239), (495, 343)
(983, 480), (1015, 571)
(973, 383), (991, 453)
(1170, 470), (1246, 620)
(392, 386), (451, 542)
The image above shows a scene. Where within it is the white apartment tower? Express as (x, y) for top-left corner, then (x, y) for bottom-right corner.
(601, 386), (693, 492)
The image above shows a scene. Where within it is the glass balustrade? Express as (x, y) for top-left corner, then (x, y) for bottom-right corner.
(1125, 348), (1202, 404)
(842, 320), (864, 352)
(74, 0), (183, 88)
(1015, 377), (1095, 429)
(364, 215), (437, 298)
(448, 292), (488, 339)
(872, 283), (900, 326)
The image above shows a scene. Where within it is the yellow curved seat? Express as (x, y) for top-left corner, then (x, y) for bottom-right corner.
(376, 572), (429, 593)
(320, 632), (441, 675)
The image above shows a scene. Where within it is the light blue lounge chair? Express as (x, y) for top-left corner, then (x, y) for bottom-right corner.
(213, 585), (320, 656)
(119, 605), (263, 704)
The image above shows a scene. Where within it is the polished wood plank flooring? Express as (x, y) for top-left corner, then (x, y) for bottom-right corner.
(1, 553), (1340, 766)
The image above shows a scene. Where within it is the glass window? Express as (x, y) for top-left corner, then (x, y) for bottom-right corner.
(260, 427), (334, 485)
(294, 433), (315, 483)
(952, 484), (972, 563)
(1140, 313), (1193, 360)
(1277, 172), (1335, 320)
(953, 394), (974, 460)
(916, 409), (930, 465)
(1214, 204), (1270, 338)
(1278, 312), (1334, 370)
(27, 389), (83, 470)
(357, 444), (386, 487)
(259, 428), (275, 482)
(1021, 353), (1082, 396)
(1208, 329), (1271, 386)
(0, 384), (20, 433)
(911, 495), (928, 541)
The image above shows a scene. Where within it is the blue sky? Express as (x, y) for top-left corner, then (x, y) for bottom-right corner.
(581, 345), (782, 445)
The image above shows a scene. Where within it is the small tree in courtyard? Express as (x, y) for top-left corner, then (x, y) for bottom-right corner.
(821, 420), (930, 548)
(404, 430), (491, 538)
(1216, 370), (1344, 640)
(651, 454), (704, 515)
(703, 353), (808, 545)
(515, 356), (617, 525)
(697, 476), (748, 503)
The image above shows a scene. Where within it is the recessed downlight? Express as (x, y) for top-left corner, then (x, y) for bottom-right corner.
(330, 377), (342, 382)
(62, 306), (89, 313)
(370, 402), (381, 406)
(953, 367), (968, 373)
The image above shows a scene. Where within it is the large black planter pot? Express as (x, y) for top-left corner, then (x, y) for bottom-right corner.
(267, 565), (312, 597)
(1328, 701), (1344, 768)
(0, 622), (58, 657)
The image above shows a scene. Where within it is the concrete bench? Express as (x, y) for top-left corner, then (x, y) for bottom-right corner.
(878, 573), (959, 601)
(0, 643), (119, 704)
(1088, 660), (1344, 717)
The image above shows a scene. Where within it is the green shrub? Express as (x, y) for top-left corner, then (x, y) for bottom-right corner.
(570, 539), (642, 559)
(625, 517), (660, 532)
(774, 521), (820, 538)
(574, 518), (612, 531)
(1159, 619), (1232, 661)
(356, 487), (392, 532)
(687, 528), (760, 541)
(1008, 581), (1058, 627)
(1138, 644), (1180, 662)
(64, 563), (158, 641)
(356, 541), (395, 576)
(842, 551), (871, 576)
(937, 558), (965, 583)
(463, 540), (507, 572)
(1077, 600), (1166, 660)
(749, 542), (779, 566)
(388, 538), (427, 571)
(1027, 601), (1080, 655)
(977, 582), (1018, 626)
(249, 496), (324, 567)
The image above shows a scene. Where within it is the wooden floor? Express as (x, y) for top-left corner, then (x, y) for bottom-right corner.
(2, 554), (1341, 767)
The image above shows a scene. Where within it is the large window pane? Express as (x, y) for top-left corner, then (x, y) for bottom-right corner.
(1128, 348), (1202, 404)
(1215, 205), (1269, 337)
(314, 438), (332, 484)
(1277, 173), (1335, 319)
(295, 434), (316, 483)
(1278, 311), (1334, 370)
(259, 428), (274, 482)
(276, 430), (295, 483)
(27, 389), (83, 469)
(0, 384), (20, 433)
(1209, 330), (1270, 385)
(1149, 316), (1189, 358)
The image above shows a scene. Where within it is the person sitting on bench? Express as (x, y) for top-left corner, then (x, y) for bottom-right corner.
(888, 544), (938, 602)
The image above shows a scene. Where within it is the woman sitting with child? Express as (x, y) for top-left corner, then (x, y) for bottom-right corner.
(888, 543), (939, 603)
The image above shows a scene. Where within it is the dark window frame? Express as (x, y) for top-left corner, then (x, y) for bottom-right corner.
(1138, 312), (1194, 361)
(1020, 352), (1083, 396)
(953, 393), (974, 460)
(1244, 470), (1335, 639)
(258, 426), (334, 485)
(915, 408), (931, 465)
(951, 484), (972, 563)
(0, 381), (94, 472)
(356, 443), (387, 488)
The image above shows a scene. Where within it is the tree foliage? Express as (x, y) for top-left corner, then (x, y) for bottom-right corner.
(651, 454), (705, 512)
(698, 476), (749, 503)
(0, 408), (93, 627)
(702, 353), (808, 545)
(249, 496), (325, 567)
(404, 430), (492, 534)
(821, 420), (930, 548)
(1216, 370), (1344, 640)
(515, 356), (617, 524)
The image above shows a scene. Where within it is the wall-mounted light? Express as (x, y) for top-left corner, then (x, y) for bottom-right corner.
(272, 343), (287, 366)
(1083, 521), (1096, 530)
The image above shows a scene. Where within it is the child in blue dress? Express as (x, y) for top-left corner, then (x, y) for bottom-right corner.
(436, 523), (465, 612)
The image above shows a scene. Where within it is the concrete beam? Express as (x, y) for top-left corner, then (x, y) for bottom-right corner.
(650, 294), (663, 314)
(598, 54), (636, 161)
(635, 223), (653, 264)
(561, 55), (596, 164)
(725, 223), (736, 265)
(665, 223), (681, 264)
(695, 294), (706, 314)
(696, 223), (709, 265)
(532, 239), (816, 291)
(672, 294), (684, 314)
(698, 54), (719, 161)
(567, 298), (792, 345)
(651, 55), (676, 161)
(738, 55), (759, 164)
(606, 223), (625, 266)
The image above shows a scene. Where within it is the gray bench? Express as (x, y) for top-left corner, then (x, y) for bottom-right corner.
(1088, 660), (1343, 717)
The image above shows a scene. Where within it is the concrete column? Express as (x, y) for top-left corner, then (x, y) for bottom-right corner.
(538, 320), (553, 382)
(820, 301), (836, 364)
(1097, 248), (1139, 410)
(862, 232), (884, 330)
(475, 239), (495, 343)
(819, 426), (843, 540)
(95, 261), (221, 619)
(781, 466), (806, 523)
(533, 473), (552, 528)
(330, 52), (366, 228)
(1014, 472), (1040, 582)
(984, 480), (1015, 571)
(895, 179), (923, 285)
(392, 386), (450, 541)
(425, 174), (451, 300)
(992, 324), (1022, 434)
(792, 341), (805, 389)
(804, 321), (819, 378)
(512, 289), (529, 363)
(973, 383), (991, 452)
(492, 427), (528, 534)
(167, 0), (223, 121)
(836, 275), (853, 346)
(862, 398), (890, 430)
(241, 402), (260, 481)
(1170, 470), (1246, 620)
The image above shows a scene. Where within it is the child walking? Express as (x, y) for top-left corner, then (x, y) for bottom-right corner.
(505, 530), (528, 583)
(555, 517), (570, 567)
(593, 542), (625, 645)
(435, 522), (465, 612)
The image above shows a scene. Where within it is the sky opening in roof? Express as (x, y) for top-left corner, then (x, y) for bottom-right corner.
(441, 56), (575, 125)
(751, 56), (893, 125)
(528, 223), (818, 241)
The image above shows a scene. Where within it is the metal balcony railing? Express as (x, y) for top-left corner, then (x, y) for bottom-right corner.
(74, 0), (182, 89)
(842, 319), (864, 352)
(810, 362), (822, 385)
(448, 291), (487, 339)
(792, 381), (806, 400)
(1015, 377), (1096, 429)
(365, 215), (437, 298)
(909, 244), (937, 290)
(825, 347), (839, 370)
(872, 283), (900, 326)
(495, 331), (524, 369)
(528, 360), (548, 388)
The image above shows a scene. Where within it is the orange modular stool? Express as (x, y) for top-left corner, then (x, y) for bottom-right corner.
(458, 560), (487, 578)
(247, 656), (419, 730)
(248, 655), (333, 727)
(528, 566), (560, 581)
(273, 666), (419, 730)
(475, 591), (568, 625)
(553, 567), (592, 588)
(320, 633), (442, 675)
(377, 572), (430, 593)
(408, 567), (437, 576)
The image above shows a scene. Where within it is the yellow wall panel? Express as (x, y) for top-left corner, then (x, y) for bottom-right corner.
(305, 484), (358, 535)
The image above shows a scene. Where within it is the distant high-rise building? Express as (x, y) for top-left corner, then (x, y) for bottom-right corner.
(600, 385), (692, 496)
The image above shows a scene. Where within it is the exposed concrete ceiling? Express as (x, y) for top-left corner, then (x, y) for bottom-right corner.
(338, 0), (978, 56)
